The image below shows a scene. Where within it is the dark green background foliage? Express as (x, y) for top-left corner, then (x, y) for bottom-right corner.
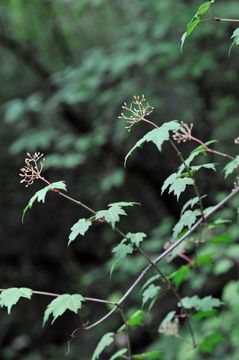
(0, 0), (239, 359)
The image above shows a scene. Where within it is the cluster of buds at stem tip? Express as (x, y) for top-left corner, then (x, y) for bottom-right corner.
(118, 95), (154, 131)
(19, 152), (45, 187)
(172, 121), (193, 143)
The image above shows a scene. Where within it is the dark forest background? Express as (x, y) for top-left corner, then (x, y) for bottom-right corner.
(1, 1), (239, 359)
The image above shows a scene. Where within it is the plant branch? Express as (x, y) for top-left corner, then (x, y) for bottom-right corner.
(84, 185), (239, 329)
(0, 289), (117, 306)
(201, 17), (239, 23)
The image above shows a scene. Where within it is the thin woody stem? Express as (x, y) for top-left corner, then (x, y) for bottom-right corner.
(190, 136), (234, 160)
(138, 247), (197, 348)
(200, 17), (239, 23)
(0, 289), (118, 306)
(141, 118), (205, 221)
(84, 185), (239, 329)
(38, 171), (197, 345)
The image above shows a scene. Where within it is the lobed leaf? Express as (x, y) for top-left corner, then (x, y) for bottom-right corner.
(178, 295), (223, 311)
(92, 332), (114, 360)
(124, 120), (180, 166)
(142, 284), (160, 310)
(23, 181), (67, 222)
(126, 232), (147, 247)
(223, 155), (239, 178)
(229, 27), (239, 55)
(181, 195), (206, 214)
(68, 218), (92, 245)
(43, 293), (85, 325)
(173, 209), (201, 239)
(112, 240), (134, 262)
(95, 202), (139, 229)
(0, 288), (32, 314)
(162, 173), (195, 201)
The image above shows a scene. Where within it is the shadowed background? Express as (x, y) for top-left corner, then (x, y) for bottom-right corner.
(1, 0), (239, 359)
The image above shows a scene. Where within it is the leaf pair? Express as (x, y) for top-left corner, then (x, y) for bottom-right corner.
(68, 202), (140, 245)
(0, 288), (85, 325)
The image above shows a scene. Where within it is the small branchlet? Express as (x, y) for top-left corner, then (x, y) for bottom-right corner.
(19, 152), (45, 187)
(119, 95), (154, 131)
(172, 121), (193, 143)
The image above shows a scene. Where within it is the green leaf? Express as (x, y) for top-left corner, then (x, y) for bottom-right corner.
(68, 218), (92, 245)
(92, 332), (114, 360)
(162, 173), (195, 201)
(112, 240), (134, 262)
(126, 232), (147, 247)
(142, 284), (160, 310)
(170, 265), (190, 289)
(190, 163), (216, 172)
(124, 121), (180, 166)
(23, 181), (67, 222)
(181, 195), (206, 214)
(178, 295), (223, 311)
(43, 294), (85, 325)
(127, 309), (145, 327)
(198, 332), (224, 353)
(132, 351), (163, 359)
(173, 209), (201, 239)
(0, 288), (32, 314)
(229, 27), (239, 55)
(213, 259), (233, 275)
(181, 2), (212, 50)
(192, 310), (217, 321)
(142, 274), (161, 291)
(109, 349), (127, 360)
(223, 155), (239, 178)
(159, 310), (176, 329)
(95, 202), (139, 229)
(209, 232), (233, 244)
(118, 310), (145, 332)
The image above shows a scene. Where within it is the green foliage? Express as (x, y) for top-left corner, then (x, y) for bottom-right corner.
(170, 265), (190, 289)
(173, 209), (201, 238)
(111, 240), (134, 270)
(158, 311), (178, 337)
(23, 181), (67, 221)
(124, 121), (180, 166)
(118, 309), (145, 332)
(132, 351), (163, 359)
(95, 202), (139, 229)
(181, 195), (206, 214)
(181, 1), (212, 50)
(43, 294), (85, 325)
(142, 275), (161, 291)
(0, 288), (32, 314)
(92, 332), (114, 360)
(161, 173), (195, 201)
(223, 155), (239, 178)
(142, 284), (160, 310)
(68, 218), (92, 245)
(178, 295), (223, 311)
(126, 232), (147, 247)
(109, 349), (128, 360)
(198, 332), (224, 353)
(230, 27), (239, 54)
